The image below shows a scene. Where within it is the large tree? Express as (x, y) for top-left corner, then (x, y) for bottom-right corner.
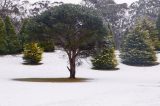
(0, 0), (62, 32)
(129, 0), (160, 26)
(0, 17), (8, 54)
(82, 0), (128, 49)
(19, 19), (32, 50)
(29, 1), (63, 16)
(139, 18), (159, 50)
(156, 13), (160, 38)
(0, 0), (22, 19)
(28, 4), (107, 78)
(5, 16), (21, 54)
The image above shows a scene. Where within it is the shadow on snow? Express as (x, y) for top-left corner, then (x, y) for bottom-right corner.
(12, 78), (94, 83)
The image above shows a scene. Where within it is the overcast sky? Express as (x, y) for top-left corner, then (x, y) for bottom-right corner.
(29, 0), (138, 5)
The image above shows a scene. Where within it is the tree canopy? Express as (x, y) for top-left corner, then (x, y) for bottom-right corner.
(82, 0), (128, 48)
(27, 4), (107, 78)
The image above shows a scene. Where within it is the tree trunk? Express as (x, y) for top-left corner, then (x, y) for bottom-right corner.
(69, 57), (76, 79)
(66, 49), (79, 79)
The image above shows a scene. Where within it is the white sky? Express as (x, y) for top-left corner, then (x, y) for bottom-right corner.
(29, 0), (138, 5)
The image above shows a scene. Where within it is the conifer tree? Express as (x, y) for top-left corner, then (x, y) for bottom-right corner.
(92, 48), (118, 70)
(23, 43), (43, 64)
(140, 18), (160, 50)
(0, 17), (8, 54)
(120, 24), (157, 66)
(4, 16), (21, 54)
(105, 24), (115, 48)
(156, 13), (160, 35)
(19, 19), (29, 50)
(156, 13), (160, 50)
(92, 24), (118, 70)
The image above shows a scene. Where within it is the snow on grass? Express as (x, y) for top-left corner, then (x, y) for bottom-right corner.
(0, 50), (160, 106)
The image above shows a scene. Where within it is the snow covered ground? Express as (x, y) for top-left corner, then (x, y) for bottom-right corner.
(0, 50), (160, 106)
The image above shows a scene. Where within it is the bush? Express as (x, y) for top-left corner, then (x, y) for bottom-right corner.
(92, 48), (118, 70)
(23, 43), (43, 64)
(39, 40), (55, 52)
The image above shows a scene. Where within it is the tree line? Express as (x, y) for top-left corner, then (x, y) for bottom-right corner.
(1, 0), (160, 49)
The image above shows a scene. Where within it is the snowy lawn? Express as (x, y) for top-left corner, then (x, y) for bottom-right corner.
(0, 50), (160, 106)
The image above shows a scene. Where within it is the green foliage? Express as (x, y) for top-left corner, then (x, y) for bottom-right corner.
(139, 18), (160, 50)
(19, 19), (29, 50)
(120, 25), (157, 66)
(92, 48), (118, 70)
(155, 41), (160, 51)
(38, 40), (55, 52)
(30, 4), (107, 51)
(25, 19), (46, 42)
(4, 16), (21, 54)
(0, 17), (8, 54)
(156, 13), (160, 36)
(92, 24), (117, 70)
(23, 43), (43, 64)
(19, 19), (55, 52)
(29, 4), (107, 78)
(105, 24), (115, 49)
(83, 0), (128, 49)
(156, 13), (160, 50)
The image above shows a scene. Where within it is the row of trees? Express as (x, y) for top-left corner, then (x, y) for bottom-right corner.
(0, 16), (20, 54)
(21, 3), (160, 79)
(1, 0), (160, 49)
(82, 0), (160, 49)
(0, 16), (55, 55)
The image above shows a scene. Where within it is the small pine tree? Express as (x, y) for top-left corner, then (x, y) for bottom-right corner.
(0, 17), (8, 54)
(23, 43), (43, 64)
(120, 24), (157, 66)
(4, 16), (21, 54)
(92, 48), (118, 70)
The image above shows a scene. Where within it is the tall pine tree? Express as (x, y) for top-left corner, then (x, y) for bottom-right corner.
(120, 24), (157, 66)
(156, 13), (160, 35)
(0, 17), (8, 54)
(105, 24), (115, 49)
(4, 16), (21, 54)
(140, 18), (160, 50)
(19, 19), (29, 50)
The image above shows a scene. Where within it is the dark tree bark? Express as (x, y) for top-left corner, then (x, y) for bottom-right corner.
(67, 49), (78, 79)
(69, 58), (76, 79)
